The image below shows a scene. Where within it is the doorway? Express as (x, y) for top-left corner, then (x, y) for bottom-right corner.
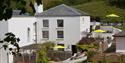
(71, 45), (77, 55)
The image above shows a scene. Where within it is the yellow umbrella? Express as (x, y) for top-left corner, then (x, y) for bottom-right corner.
(106, 14), (119, 18)
(54, 45), (65, 48)
(94, 29), (106, 38)
(94, 29), (106, 33)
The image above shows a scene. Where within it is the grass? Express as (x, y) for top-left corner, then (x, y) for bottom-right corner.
(74, 1), (125, 16)
(10, 0), (125, 18)
(73, 1), (125, 22)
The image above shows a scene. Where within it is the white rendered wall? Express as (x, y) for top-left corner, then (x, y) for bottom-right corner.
(8, 17), (36, 63)
(0, 21), (8, 40)
(116, 37), (125, 53)
(8, 17), (36, 47)
(37, 16), (90, 51)
(0, 21), (8, 63)
(80, 16), (90, 37)
(0, 17), (37, 63)
(80, 16), (90, 32)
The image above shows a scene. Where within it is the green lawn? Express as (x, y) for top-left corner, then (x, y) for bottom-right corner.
(74, 1), (125, 16)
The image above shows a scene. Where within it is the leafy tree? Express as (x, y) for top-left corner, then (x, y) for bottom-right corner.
(64, 0), (92, 5)
(107, 0), (125, 9)
(37, 50), (49, 63)
(0, 0), (13, 20)
(0, 0), (43, 20)
(40, 41), (55, 51)
(76, 43), (97, 61)
(0, 0), (19, 20)
(77, 36), (98, 61)
(37, 41), (55, 63)
(43, 0), (63, 10)
(43, 0), (92, 10)
(0, 32), (20, 55)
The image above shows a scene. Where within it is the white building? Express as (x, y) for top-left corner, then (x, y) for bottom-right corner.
(0, 1), (43, 63)
(0, 10), (37, 63)
(114, 31), (125, 53)
(36, 4), (90, 51)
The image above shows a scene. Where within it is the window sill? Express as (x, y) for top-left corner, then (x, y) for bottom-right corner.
(56, 38), (64, 41)
(42, 27), (49, 29)
(56, 27), (64, 29)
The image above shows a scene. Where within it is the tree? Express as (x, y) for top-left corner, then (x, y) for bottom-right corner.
(0, 0), (41, 20)
(0, 32), (20, 55)
(108, 0), (125, 9)
(37, 41), (55, 63)
(0, 0), (13, 20)
(43, 0), (92, 10)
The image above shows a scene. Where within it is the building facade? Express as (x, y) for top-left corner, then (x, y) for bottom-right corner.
(0, 1), (43, 63)
(0, 16), (37, 63)
(114, 31), (125, 53)
(36, 4), (90, 51)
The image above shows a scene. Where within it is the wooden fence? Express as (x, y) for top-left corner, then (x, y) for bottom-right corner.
(91, 53), (125, 63)
(47, 51), (72, 61)
(13, 51), (72, 63)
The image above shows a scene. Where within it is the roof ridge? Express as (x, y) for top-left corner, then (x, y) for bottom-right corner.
(57, 4), (89, 15)
(62, 4), (82, 15)
(36, 4), (89, 17)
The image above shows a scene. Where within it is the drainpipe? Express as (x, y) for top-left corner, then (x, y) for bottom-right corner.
(34, 22), (38, 63)
(34, 22), (37, 44)
(7, 53), (9, 63)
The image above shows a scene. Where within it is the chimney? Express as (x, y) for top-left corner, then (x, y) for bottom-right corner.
(34, 0), (43, 14)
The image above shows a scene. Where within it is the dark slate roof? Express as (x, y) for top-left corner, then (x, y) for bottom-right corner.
(12, 10), (21, 15)
(36, 4), (89, 17)
(12, 10), (32, 17)
(20, 44), (41, 50)
(78, 37), (95, 45)
(113, 31), (125, 37)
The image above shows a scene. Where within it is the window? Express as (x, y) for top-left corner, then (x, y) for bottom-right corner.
(42, 31), (49, 38)
(57, 31), (64, 38)
(43, 19), (49, 27)
(57, 19), (63, 27)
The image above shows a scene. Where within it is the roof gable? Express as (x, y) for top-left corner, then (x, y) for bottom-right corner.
(36, 4), (89, 17)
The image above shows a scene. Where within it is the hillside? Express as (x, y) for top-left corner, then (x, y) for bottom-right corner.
(73, 1), (125, 22)
(10, 0), (125, 22)
(74, 1), (125, 17)
(42, 0), (125, 22)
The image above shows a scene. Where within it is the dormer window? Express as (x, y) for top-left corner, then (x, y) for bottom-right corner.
(43, 19), (49, 27)
(57, 19), (63, 27)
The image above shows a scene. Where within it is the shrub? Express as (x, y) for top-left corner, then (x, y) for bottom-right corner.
(37, 50), (49, 63)
(37, 41), (55, 63)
